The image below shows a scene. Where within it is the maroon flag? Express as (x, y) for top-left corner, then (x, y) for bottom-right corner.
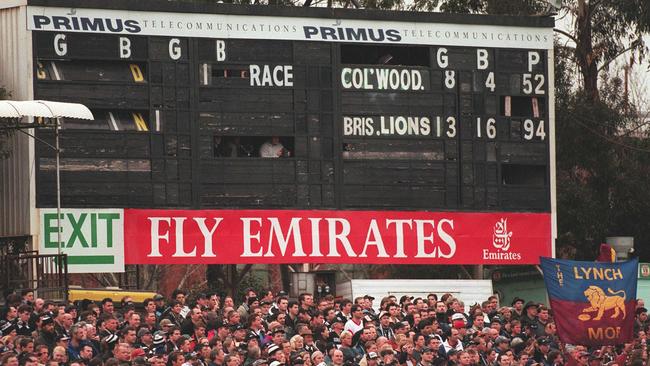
(541, 257), (638, 346)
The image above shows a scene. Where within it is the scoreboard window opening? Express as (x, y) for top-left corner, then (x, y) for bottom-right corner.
(36, 60), (147, 83)
(500, 96), (546, 118)
(62, 111), (155, 132)
(213, 136), (294, 158)
(502, 164), (546, 186)
(340, 44), (430, 66)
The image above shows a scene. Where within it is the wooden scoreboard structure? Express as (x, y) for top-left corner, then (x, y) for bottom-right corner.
(1, 0), (556, 266)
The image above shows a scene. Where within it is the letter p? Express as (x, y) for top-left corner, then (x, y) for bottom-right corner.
(33, 15), (51, 29)
(303, 26), (318, 39)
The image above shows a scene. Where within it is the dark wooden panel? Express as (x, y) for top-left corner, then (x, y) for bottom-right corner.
(341, 185), (448, 208)
(499, 142), (547, 163)
(38, 182), (155, 207)
(200, 184), (297, 207)
(36, 132), (151, 157)
(200, 160), (296, 184)
(198, 88), (294, 112)
(499, 187), (549, 210)
(294, 42), (332, 65)
(343, 161), (448, 185)
(197, 39), (293, 62)
(341, 92), (444, 114)
(36, 83), (149, 109)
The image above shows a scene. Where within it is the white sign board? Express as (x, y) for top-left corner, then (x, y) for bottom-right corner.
(39, 208), (125, 273)
(26, 6), (553, 50)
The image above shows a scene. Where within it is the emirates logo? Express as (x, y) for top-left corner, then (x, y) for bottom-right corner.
(492, 218), (512, 251)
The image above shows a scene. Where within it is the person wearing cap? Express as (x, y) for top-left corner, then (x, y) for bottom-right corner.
(36, 315), (57, 351)
(532, 337), (552, 364)
(377, 311), (394, 341)
(520, 302), (539, 330)
(136, 327), (153, 351)
(415, 347), (434, 366)
(575, 351), (590, 366)
(266, 343), (284, 363)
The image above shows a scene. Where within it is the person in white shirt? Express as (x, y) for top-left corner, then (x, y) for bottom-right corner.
(259, 136), (286, 158)
(344, 305), (364, 335)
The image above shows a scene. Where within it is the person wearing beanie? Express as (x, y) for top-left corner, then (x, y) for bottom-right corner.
(36, 316), (57, 351)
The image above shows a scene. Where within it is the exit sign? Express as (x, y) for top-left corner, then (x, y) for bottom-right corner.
(39, 209), (124, 273)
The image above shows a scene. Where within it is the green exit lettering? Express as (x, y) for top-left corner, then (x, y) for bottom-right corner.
(44, 212), (120, 248)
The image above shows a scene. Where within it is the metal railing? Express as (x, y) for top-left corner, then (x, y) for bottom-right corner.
(2, 251), (68, 302)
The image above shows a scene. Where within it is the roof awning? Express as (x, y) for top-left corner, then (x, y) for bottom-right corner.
(0, 100), (94, 120)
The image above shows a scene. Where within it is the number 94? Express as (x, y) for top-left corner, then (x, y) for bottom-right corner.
(523, 119), (546, 141)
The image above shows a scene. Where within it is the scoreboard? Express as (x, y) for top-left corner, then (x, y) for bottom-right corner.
(27, 1), (554, 214)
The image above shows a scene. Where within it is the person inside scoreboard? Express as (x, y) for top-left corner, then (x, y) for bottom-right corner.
(260, 136), (289, 158)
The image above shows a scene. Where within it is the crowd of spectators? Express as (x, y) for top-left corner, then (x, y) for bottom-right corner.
(0, 287), (648, 366)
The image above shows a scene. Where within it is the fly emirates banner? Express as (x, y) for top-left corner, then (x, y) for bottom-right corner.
(123, 209), (551, 265)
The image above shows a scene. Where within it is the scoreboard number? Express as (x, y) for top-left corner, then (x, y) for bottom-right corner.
(434, 116), (457, 138)
(485, 72), (495, 92)
(476, 117), (496, 139)
(523, 119), (546, 141)
(522, 74), (545, 95)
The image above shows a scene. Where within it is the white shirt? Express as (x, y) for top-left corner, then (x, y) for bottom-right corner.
(259, 141), (284, 158)
(344, 318), (364, 335)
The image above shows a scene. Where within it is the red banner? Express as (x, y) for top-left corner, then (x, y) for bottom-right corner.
(124, 209), (551, 265)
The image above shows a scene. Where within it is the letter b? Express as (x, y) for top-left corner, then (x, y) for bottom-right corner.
(216, 40), (226, 61)
(119, 37), (131, 59)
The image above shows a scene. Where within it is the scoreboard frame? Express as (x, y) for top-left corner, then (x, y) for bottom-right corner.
(24, 0), (555, 229)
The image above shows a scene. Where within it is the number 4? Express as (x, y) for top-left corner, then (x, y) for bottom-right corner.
(485, 72), (495, 92)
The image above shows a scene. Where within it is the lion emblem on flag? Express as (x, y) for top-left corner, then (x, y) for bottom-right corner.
(580, 286), (626, 321)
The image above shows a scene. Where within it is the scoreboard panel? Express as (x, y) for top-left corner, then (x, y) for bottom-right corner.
(29, 2), (553, 213)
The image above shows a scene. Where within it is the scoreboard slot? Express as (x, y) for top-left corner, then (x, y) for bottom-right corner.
(340, 44), (430, 66)
(36, 60), (147, 83)
(502, 164), (546, 186)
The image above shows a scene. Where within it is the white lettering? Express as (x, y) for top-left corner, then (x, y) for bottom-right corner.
(216, 40), (226, 61)
(241, 218), (263, 256)
(171, 217), (196, 257)
(477, 49), (489, 70)
(54, 34), (67, 56)
(414, 220), (436, 258)
(528, 51), (540, 72)
(147, 217), (169, 257)
(360, 219), (389, 257)
(437, 219), (456, 258)
(119, 37), (130, 59)
(437, 48), (448, 68)
(266, 218), (306, 257)
(386, 219), (412, 258)
(326, 218), (356, 257)
(308, 218), (323, 257)
(194, 218), (223, 257)
(169, 38), (181, 60)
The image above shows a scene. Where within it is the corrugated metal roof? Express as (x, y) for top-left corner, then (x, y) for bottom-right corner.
(0, 100), (94, 120)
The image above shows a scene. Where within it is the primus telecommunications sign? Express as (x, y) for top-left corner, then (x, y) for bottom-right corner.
(26, 6), (553, 49)
(43, 209), (552, 267)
